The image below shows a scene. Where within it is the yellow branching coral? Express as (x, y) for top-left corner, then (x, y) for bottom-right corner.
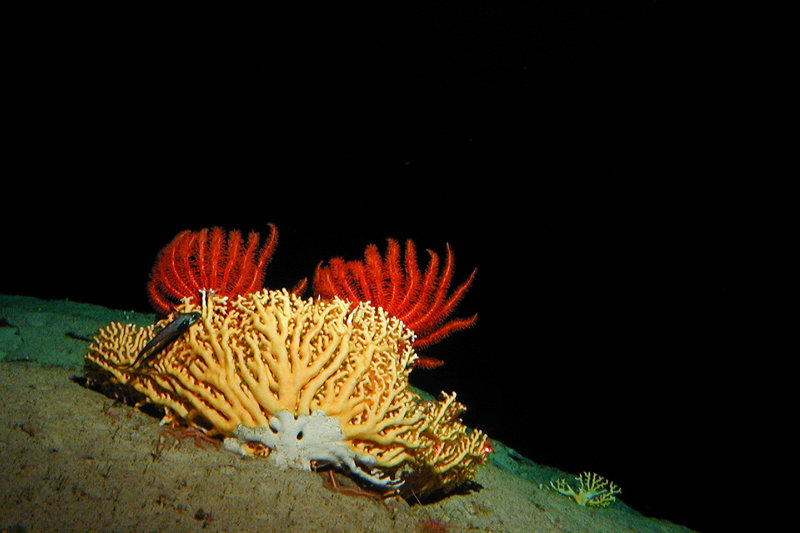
(86, 289), (488, 496)
(550, 471), (622, 507)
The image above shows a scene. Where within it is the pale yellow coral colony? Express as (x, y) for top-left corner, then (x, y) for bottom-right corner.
(550, 471), (622, 507)
(86, 289), (488, 496)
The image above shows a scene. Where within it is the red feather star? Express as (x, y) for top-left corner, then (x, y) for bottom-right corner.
(312, 239), (477, 358)
(147, 224), (279, 314)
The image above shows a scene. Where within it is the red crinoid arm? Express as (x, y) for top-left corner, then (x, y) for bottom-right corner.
(253, 223), (279, 288)
(290, 277), (308, 295)
(338, 259), (370, 302)
(190, 228), (208, 289)
(313, 257), (359, 302)
(229, 224), (278, 296)
(413, 313), (478, 350)
(349, 260), (373, 302)
(205, 227), (229, 289)
(147, 224), (279, 314)
(414, 267), (478, 349)
(384, 239), (405, 312)
(413, 356), (445, 369)
(363, 243), (389, 308)
(394, 239), (422, 318)
(148, 230), (201, 314)
(410, 244), (478, 342)
(400, 248), (441, 330)
(218, 229), (243, 291)
(425, 244), (456, 319)
(312, 262), (334, 299)
(312, 238), (477, 354)
(177, 231), (202, 293)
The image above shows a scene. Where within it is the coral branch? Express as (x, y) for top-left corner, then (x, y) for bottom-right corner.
(550, 472), (622, 507)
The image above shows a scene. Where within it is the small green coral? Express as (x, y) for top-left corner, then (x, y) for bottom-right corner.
(550, 471), (621, 508)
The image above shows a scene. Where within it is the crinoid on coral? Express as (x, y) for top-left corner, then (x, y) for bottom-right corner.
(312, 239), (477, 359)
(147, 224), (279, 315)
(85, 289), (488, 498)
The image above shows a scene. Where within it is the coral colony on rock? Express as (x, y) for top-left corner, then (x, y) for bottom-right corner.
(84, 224), (490, 499)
